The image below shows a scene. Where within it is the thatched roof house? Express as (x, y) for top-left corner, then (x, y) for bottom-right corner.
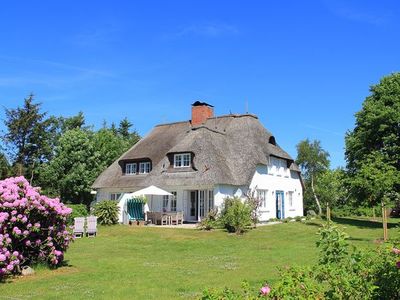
(92, 102), (303, 222)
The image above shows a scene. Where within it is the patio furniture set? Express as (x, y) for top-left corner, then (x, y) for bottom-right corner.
(146, 211), (183, 225)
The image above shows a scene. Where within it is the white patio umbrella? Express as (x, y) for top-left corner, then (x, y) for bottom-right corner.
(132, 185), (173, 214)
(118, 186), (173, 224)
(131, 185), (173, 197)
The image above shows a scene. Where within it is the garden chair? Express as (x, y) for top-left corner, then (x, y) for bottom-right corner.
(73, 217), (85, 238)
(86, 216), (97, 237)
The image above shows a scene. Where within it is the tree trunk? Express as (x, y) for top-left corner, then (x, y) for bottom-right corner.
(311, 175), (322, 215)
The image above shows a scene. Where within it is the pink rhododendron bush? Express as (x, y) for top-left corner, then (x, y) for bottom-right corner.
(0, 176), (73, 278)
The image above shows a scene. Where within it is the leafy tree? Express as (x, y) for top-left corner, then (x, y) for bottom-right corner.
(296, 139), (330, 215)
(39, 129), (101, 205)
(3, 94), (56, 182)
(92, 127), (132, 169)
(315, 168), (349, 210)
(345, 73), (400, 206)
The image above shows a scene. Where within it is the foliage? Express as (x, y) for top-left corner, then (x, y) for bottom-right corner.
(315, 168), (349, 209)
(198, 209), (219, 230)
(2, 94), (58, 182)
(316, 224), (349, 264)
(38, 129), (100, 205)
(66, 204), (88, 225)
(93, 200), (119, 225)
(296, 139), (330, 215)
(348, 151), (399, 206)
(0, 152), (10, 180)
(0, 176), (73, 279)
(220, 197), (252, 234)
(331, 204), (382, 218)
(345, 73), (400, 206)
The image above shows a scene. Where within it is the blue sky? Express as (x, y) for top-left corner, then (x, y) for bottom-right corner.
(0, 0), (399, 168)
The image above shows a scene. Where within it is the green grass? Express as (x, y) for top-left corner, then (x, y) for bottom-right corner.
(1, 217), (399, 300)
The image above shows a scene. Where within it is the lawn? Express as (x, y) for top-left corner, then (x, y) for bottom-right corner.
(1, 217), (399, 300)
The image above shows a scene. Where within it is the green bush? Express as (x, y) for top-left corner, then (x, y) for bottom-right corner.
(93, 200), (119, 225)
(220, 197), (252, 234)
(67, 204), (88, 224)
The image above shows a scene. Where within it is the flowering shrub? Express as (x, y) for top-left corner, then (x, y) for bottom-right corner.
(0, 176), (73, 279)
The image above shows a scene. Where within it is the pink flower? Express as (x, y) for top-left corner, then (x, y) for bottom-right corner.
(260, 285), (271, 295)
(392, 248), (400, 255)
(0, 254), (6, 262)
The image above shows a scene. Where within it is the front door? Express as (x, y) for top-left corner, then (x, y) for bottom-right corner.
(188, 191), (198, 221)
(276, 191), (285, 219)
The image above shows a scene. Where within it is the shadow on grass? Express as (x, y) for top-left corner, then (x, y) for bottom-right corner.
(332, 217), (398, 229)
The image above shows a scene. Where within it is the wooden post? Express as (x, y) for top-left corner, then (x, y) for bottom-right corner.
(382, 202), (388, 242)
(326, 202), (331, 222)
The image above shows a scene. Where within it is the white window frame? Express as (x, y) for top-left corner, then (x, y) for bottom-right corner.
(174, 153), (191, 168)
(257, 189), (268, 208)
(125, 163), (137, 175)
(139, 162), (151, 174)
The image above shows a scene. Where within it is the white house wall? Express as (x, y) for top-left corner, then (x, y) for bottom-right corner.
(249, 163), (303, 221)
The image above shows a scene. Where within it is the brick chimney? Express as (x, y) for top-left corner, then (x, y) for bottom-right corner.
(191, 101), (214, 126)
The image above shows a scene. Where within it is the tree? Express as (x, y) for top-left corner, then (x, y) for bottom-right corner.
(118, 117), (140, 144)
(345, 73), (400, 206)
(315, 168), (349, 217)
(0, 151), (10, 179)
(3, 94), (56, 182)
(92, 127), (132, 169)
(59, 111), (86, 132)
(296, 139), (330, 215)
(39, 129), (101, 205)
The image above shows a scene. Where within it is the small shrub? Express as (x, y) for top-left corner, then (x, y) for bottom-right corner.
(93, 200), (119, 225)
(198, 209), (219, 231)
(220, 197), (252, 234)
(0, 176), (73, 279)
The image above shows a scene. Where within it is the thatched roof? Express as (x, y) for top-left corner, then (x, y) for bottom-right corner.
(92, 114), (301, 189)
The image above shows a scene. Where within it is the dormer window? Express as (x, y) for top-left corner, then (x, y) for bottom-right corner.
(174, 153), (191, 168)
(125, 163), (137, 175)
(139, 162), (151, 174)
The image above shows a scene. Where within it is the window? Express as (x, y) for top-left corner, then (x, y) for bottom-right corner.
(257, 189), (268, 208)
(170, 192), (177, 212)
(110, 193), (121, 201)
(174, 153), (191, 168)
(288, 191), (294, 207)
(162, 195), (169, 212)
(139, 162), (151, 174)
(125, 163), (137, 175)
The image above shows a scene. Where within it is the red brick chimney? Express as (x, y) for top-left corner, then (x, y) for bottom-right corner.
(191, 101), (214, 126)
